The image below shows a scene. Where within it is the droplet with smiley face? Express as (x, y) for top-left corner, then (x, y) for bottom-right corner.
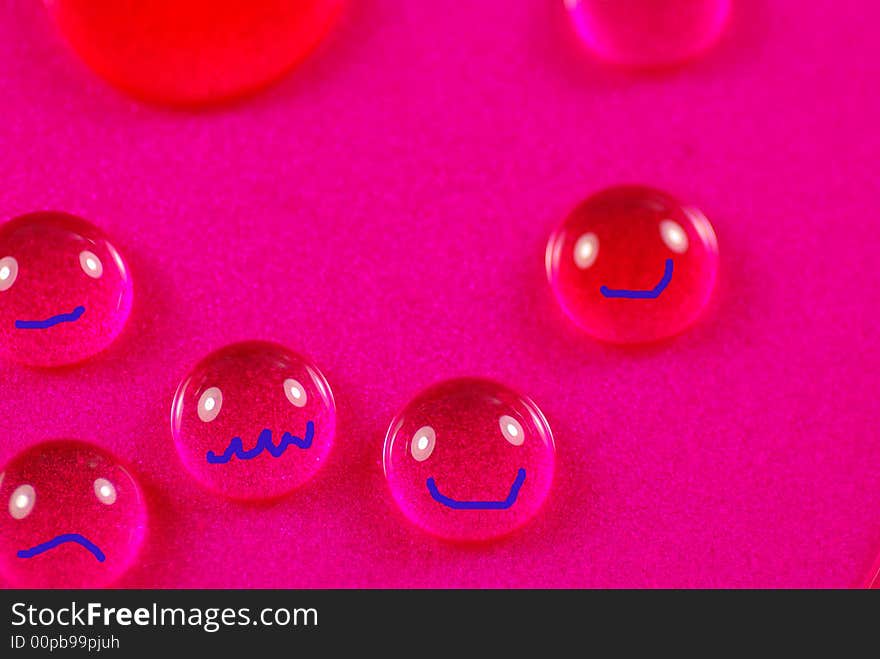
(546, 185), (719, 343)
(0, 211), (133, 366)
(0, 440), (147, 588)
(171, 341), (336, 500)
(383, 378), (555, 542)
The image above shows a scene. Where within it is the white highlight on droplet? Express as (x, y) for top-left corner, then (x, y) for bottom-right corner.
(198, 386), (223, 422)
(284, 378), (308, 407)
(573, 232), (599, 269)
(499, 415), (525, 446)
(9, 484), (35, 519)
(0, 256), (18, 291)
(94, 478), (117, 505)
(79, 250), (104, 278)
(660, 220), (689, 254)
(411, 426), (436, 462)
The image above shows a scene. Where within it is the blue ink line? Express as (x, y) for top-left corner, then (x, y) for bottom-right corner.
(15, 306), (85, 329)
(600, 259), (673, 299)
(17, 533), (105, 562)
(426, 468), (526, 510)
(206, 421), (315, 464)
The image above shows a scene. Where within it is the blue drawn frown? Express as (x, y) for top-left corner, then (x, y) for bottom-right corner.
(17, 533), (105, 562)
(206, 421), (315, 464)
(600, 259), (673, 299)
(427, 468), (526, 510)
(15, 305), (86, 329)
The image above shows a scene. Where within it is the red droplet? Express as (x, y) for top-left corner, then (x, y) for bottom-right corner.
(546, 185), (719, 343)
(46, 0), (345, 104)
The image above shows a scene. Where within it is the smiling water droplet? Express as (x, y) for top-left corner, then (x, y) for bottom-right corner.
(383, 378), (555, 542)
(0, 212), (133, 366)
(546, 185), (719, 343)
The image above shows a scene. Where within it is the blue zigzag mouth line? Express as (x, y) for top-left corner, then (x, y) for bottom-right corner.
(206, 421), (315, 464)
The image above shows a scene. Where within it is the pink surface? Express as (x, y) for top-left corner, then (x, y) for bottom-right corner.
(0, 0), (878, 588)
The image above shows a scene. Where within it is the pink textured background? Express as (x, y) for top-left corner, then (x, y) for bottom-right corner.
(1, 0), (878, 588)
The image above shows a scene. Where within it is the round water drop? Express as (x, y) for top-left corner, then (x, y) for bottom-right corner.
(171, 341), (336, 500)
(46, 0), (345, 105)
(383, 378), (555, 542)
(0, 441), (146, 588)
(0, 211), (133, 367)
(546, 185), (719, 343)
(565, 0), (731, 68)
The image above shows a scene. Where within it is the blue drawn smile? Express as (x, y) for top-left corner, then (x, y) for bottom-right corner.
(206, 422), (315, 464)
(600, 259), (673, 299)
(17, 533), (105, 562)
(426, 468), (526, 510)
(15, 305), (86, 329)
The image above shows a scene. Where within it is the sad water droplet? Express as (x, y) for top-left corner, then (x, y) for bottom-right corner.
(46, 0), (345, 104)
(0, 211), (133, 367)
(546, 185), (719, 343)
(383, 378), (555, 542)
(171, 341), (336, 500)
(0, 441), (146, 588)
(565, 0), (731, 68)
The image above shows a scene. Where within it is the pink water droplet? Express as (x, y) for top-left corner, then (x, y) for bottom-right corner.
(171, 341), (336, 501)
(383, 378), (555, 542)
(0, 440), (147, 588)
(0, 211), (133, 367)
(565, 0), (731, 68)
(546, 185), (719, 343)
(45, 0), (344, 105)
